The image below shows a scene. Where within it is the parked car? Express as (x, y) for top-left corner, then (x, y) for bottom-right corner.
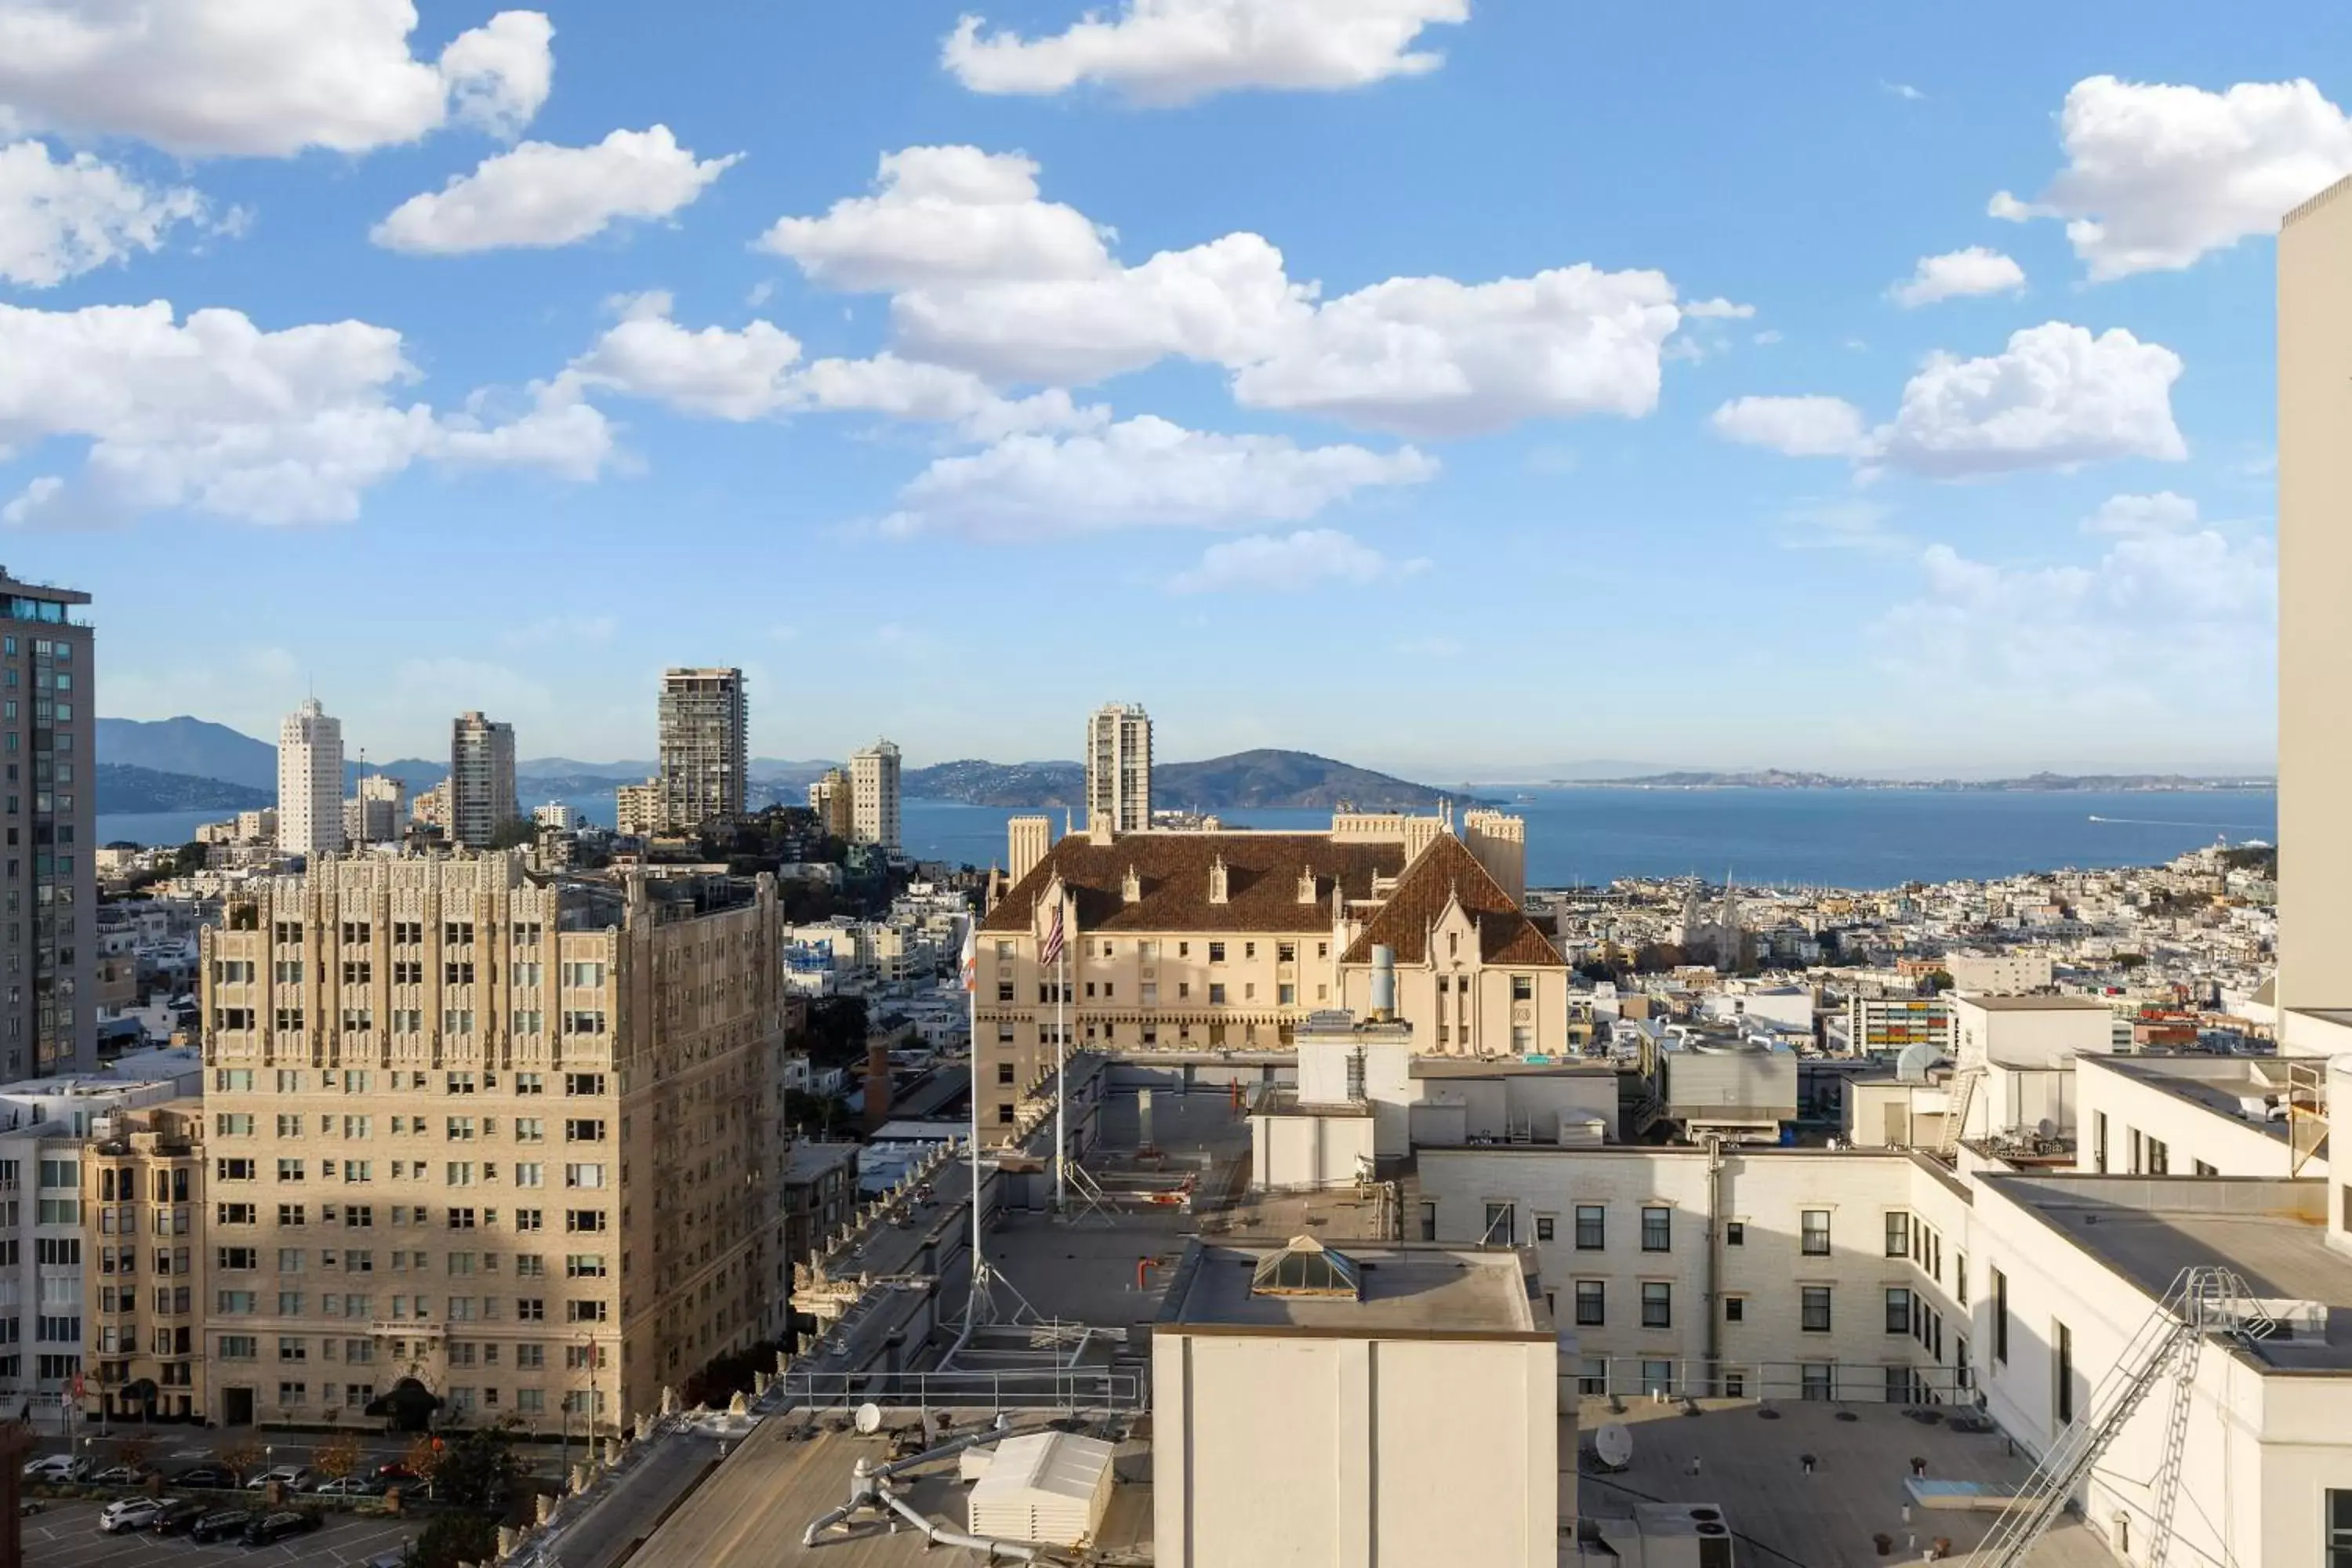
(169, 1463), (241, 1490)
(152, 1498), (210, 1534)
(20, 1454), (84, 1483)
(90, 1463), (158, 1486)
(307, 1475), (385, 1497)
(17, 1500), (43, 1517)
(243, 1465), (312, 1492)
(374, 1462), (422, 1483)
(187, 1508), (253, 1544)
(240, 1511), (324, 1548)
(98, 1497), (173, 1534)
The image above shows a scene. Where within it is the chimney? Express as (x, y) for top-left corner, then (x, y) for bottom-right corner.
(1208, 855), (1229, 905)
(1122, 865), (1142, 904)
(1370, 945), (1397, 1021)
(862, 1038), (894, 1133)
(1297, 867), (1318, 905)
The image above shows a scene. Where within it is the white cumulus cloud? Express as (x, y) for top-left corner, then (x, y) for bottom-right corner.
(2083, 491), (2199, 535)
(1881, 527), (2274, 737)
(1710, 395), (1873, 458)
(0, 1), (553, 156)
(1890, 247), (2026, 307)
(1991, 75), (2352, 279)
(559, 300), (1102, 437)
(756, 146), (1110, 290)
(942, 0), (1468, 105)
(0, 140), (203, 286)
(372, 126), (739, 253)
(1170, 528), (1426, 593)
(0, 299), (607, 527)
(1711, 323), (2186, 478)
(880, 415), (1436, 542)
(762, 145), (1697, 438)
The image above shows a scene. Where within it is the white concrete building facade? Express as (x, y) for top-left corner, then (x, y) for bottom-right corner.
(275, 698), (343, 862)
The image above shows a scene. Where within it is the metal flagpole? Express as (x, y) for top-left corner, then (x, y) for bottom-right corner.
(963, 914), (987, 1331)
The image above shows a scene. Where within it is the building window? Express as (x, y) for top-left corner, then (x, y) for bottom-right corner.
(2326, 1489), (2352, 1568)
(1801, 1363), (1832, 1402)
(2147, 1138), (2169, 1176)
(1534, 1215), (1555, 1243)
(2054, 1319), (2074, 1425)
(1884, 1211), (1909, 1257)
(1801, 1210), (1831, 1255)
(1574, 1205), (1605, 1250)
(1801, 1286), (1832, 1333)
(1993, 1267), (2009, 1364)
(1511, 975), (1533, 1001)
(2093, 1111), (2108, 1173)
(1955, 1253), (1968, 1305)
(1886, 1365), (1914, 1406)
(1640, 1282), (1671, 1329)
(1640, 1360), (1673, 1397)
(1884, 1287), (1911, 1334)
(1574, 1281), (1604, 1327)
(1640, 1207), (1671, 1252)
(2193, 1160), (2218, 1177)
(1417, 1202), (1436, 1242)
(1578, 1356), (1607, 1396)
(1723, 1296), (1744, 1323)
(1482, 1202), (1515, 1246)
(1725, 1221), (1744, 1247)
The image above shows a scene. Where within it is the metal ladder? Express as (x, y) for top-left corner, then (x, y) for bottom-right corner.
(1975, 1266), (2265, 1568)
(1937, 1066), (1982, 1156)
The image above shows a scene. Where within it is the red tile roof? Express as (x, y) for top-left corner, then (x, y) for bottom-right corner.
(1341, 832), (1565, 969)
(980, 832), (1404, 935)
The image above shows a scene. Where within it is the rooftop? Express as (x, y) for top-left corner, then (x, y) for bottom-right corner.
(1158, 1237), (1548, 1338)
(1995, 1174), (2352, 1370)
(2082, 1053), (2315, 1149)
(1956, 994), (2113, 1012)
(1577, 1398), (2116, 1568)
(1339, 829), (1564, 968)
(1409, 1055), (1616, 1079)
(982, 829), (1403, 935)
(782, 1142), (859, 1185)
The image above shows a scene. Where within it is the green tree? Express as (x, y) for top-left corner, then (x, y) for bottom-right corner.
(404, 1511), (499, 1568)
(430, 1423), (522, 1511)
(485, 819), (539, 851)
(804, 996), (870, 1069)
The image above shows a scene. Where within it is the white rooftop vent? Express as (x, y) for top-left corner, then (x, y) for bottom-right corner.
(966, 1430), (1116, 1548)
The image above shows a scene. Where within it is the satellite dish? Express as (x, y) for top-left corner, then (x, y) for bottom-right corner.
(2036, 1118), (2057, 1139)
(854, 1402), (883, 1436)
(1595, 1422), (1634, 1468)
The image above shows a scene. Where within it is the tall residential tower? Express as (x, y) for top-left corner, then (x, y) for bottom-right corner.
(850, 740), (901, 853)
(449, 710), (519, 848)
(1086, 702), (1152, 834)
(2281, 175), (2352, 1021)
(0, 572), (95, 1077)
(276, 698), (343, 862)
(658, 669), (746, 831)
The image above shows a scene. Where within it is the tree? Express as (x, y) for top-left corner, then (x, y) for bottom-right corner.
(314, 1432), (363, 1483)
(404, 1511), (498, 1568)
(110, 1434), (154, 1474)
(485, 819), (539, 851)
(404, 1434), (445, 1499)
(216, 1438), (265, 1481)
(430, 1423), (521, 1511)
(1922, 969), (1955, 993)
(804, 996), (870, 1069)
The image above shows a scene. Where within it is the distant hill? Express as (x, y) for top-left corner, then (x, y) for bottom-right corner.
(97, 716), (277, 790)
(904, 750), (1469, 810)
(96, 763), (271, 815)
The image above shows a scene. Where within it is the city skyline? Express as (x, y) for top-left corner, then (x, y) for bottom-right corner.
(5, 4), (2336, 772)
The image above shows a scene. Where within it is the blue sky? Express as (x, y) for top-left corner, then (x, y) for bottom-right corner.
(7, 0), (2337, 777)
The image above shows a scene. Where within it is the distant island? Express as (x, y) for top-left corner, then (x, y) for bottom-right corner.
(1552, 769), (2274, 793)
(907, 750), (1474, 810)
(96, 763), (274, 815)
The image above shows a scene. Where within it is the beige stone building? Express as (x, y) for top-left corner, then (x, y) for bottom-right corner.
(975, 811), (1566, 1141)
(805, 768), (852, 839)
(196, 851), (793, 1436)
(615, 782), (663, 838)
(1084, 702), (1151, 834)
(81, 1098), (208, 1421)
(448, 711), (519, 848)
(2280, 175), (2352, 1020)
(850, 741), (901, 852)
(659, 668), (747, 831)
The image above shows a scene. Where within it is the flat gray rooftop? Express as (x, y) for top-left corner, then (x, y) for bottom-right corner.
(785, 1142), (860, 1182)
(1959, 994), (2111, 1012)
(1410, 1056), (1617, 1079)
(2000, 1174), (2352, 1370)
(1578, 1399), (2114, 1568)
(1160, 1240), (1543, 1337)
(628, 1412), (1149, 1568)
(2087, 1054), (2306, 1146)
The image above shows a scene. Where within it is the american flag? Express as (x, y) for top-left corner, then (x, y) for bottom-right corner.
(1041, 901), (1066, 967)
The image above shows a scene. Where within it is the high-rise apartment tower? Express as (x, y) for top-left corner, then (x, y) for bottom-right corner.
(2281, 176), (2352, 1019)
(449, 711), (519, 848)
(658, 669), (746, 831)
(277, 698), (344, 862)
(1086, 702), (1152, 834)
(0, 572), (94, 1077)
(850, 741), (901, 853)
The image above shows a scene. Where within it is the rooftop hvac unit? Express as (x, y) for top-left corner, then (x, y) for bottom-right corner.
(966, 1430), (1116, 1548)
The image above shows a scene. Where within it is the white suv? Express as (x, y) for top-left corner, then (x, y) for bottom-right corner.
(99, 1497), (172, 1534)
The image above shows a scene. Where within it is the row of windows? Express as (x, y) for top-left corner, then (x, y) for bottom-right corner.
(263, 922), (559, 951)
(213, 1202), (602, 1232)
(212, 1069), (605, 1096)
(216, 1114), (604, 1142)
(212, 1247), (604, 1276)
(215, 1157), (608, 1189)
(1481, 1202), (1940, 1260)
(211, 1294), (608, 1324)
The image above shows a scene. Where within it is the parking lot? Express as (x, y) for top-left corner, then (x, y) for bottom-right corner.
(21, 1501), (414, 1568)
